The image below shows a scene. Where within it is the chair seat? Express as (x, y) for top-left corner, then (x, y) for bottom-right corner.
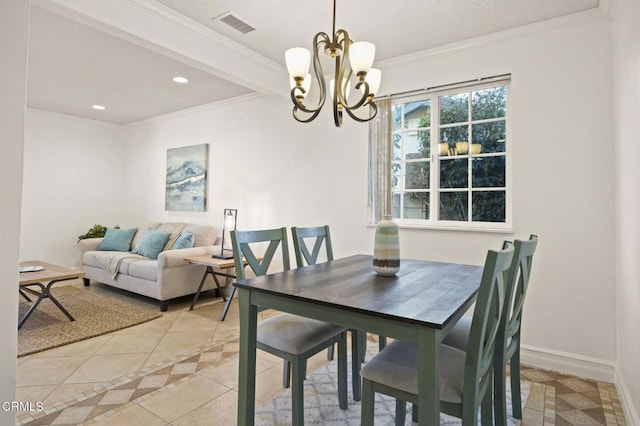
(360, 340), (467, 403)
(258, 313), (346, 355)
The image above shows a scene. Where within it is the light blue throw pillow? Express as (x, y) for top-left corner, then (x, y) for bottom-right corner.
(172, 231), (194, 250)
(97, 228), (137, 252)
(131, 229), (172, 260)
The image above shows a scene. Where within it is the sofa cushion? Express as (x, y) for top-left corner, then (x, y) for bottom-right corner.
(127, 259), (158, 281)
(132, 229), (172, 260)
(82, 252), (144, 275)
(183, 224), (216, 247)
(156, 222), (188, 250)
(172, 231), (194, 250)
(97, 228), (137, 252)
(131, 222), (160, 249)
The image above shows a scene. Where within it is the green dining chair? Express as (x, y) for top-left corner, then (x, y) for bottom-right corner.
(360, 242), (514, 426)
(442, 234), (538, 425)
(230, 227), (348, 425)
(291, 225), (364, 401)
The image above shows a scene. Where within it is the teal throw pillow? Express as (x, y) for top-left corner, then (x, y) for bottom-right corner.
(131, 229), (172, 260)
(172, 231), (194, 250)
(97, 228), (137, 252)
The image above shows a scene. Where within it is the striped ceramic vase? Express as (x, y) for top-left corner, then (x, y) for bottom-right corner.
(373, 215), (400, 276)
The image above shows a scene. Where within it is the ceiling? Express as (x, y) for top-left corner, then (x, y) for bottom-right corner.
(26, 0), (601, 125)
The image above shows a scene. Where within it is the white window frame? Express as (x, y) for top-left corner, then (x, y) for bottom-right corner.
(382, 77), (512, 232)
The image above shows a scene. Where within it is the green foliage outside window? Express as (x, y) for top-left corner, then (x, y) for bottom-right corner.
(396, 84), (507, 224)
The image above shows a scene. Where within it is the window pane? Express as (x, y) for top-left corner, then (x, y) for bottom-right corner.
(440, 192), (468, 221)
(405, 100), (430, 129)
(440, 158), (468, 188)
(392, 193), (401, 218)
(472, 156), (505, 188)
(471, 121), (505, 154)
(440, 93), (468, 124)
(405, 132), (431, 159)
(406, 161), (430, 189)
(393, 132), (402, 161)
(415, 130), (431, 157)
(440, 125), (468, 147)
(472, 191), (505, 222)
(472, 86), (506, 121)
(403, 193), (429, 219)
(392, 104), (402, 131)
(392, 163), (402, 191)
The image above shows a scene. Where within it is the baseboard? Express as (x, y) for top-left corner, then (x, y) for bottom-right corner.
(615, 369), (640, 426)
(520, 344), (615, 382)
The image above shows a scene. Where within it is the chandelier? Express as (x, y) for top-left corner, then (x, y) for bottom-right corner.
(285, 0), (381, 127)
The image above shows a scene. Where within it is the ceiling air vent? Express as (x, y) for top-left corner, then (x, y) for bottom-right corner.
(215, 12), (255, 35)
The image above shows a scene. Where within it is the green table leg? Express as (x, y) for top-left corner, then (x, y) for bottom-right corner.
(418, 327), (440, 426)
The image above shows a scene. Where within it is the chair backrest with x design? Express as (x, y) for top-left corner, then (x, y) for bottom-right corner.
(460, 241), (514, 420)
(291, 225), (334, 268)
(230, 227), (290, 281)
(499, 234), (538, 356)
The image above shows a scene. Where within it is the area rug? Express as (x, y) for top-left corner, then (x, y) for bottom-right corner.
(18, 286), (161, 357)
(256, 358), (531, 425)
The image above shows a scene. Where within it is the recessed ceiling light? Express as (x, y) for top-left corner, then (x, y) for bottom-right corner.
(92, 105), (106, 110)
(173, 76), (189, 84)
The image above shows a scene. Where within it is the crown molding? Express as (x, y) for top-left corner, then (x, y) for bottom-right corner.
(31, 0), (287, 98)
(599, 0), (619, 18)
(377, 7), (608, 69)
(125, 92), (265, 127)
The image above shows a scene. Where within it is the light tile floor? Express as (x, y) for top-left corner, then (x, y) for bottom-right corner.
(15, 280), (627, 425)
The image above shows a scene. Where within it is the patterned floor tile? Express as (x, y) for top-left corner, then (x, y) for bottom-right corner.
(16, 338), (628, 425)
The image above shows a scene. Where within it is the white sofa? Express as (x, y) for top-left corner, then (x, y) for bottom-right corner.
(78, 222), (219, 311)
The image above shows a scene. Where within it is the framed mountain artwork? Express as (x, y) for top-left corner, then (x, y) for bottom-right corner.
(165, 143), (208, 211)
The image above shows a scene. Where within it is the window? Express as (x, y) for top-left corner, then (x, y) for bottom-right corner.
(370, 76), (511, 231)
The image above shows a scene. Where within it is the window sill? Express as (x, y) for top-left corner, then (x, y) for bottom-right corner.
(368, 222), (514, 234)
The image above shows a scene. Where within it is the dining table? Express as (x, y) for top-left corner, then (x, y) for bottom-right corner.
(234, 253), (483, 426)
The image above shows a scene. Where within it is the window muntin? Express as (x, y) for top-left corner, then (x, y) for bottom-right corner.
(389, 81), (510, 229)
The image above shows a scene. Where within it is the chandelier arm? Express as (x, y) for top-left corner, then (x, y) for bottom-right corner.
(333, 51), (343, 127)
(343, 100), (378, 122)
(292, 106), (322, 123)
(333, 29), (372, 112)
(288, 34), (329, 116)
(343, 80), (371, 110)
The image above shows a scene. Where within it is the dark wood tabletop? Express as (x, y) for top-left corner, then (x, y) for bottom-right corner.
(234, 254), (483, 329)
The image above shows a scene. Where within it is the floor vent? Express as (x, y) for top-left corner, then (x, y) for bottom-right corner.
(215, 12), (255, 34)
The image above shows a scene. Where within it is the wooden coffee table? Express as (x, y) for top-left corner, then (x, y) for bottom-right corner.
(19, 260), (84, 329)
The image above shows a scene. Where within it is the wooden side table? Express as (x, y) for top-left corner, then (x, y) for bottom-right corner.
(184, 255), (244, 321)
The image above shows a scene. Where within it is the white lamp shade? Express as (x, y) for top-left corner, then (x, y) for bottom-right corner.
(349, 42), (375, 74)
(330, 78), (351, 100)
(290, 73), (311, 97)
(285, 48), (311, 79)
(365, 68), (381, 95)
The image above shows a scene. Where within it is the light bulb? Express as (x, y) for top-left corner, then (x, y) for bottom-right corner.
(349, 42), (375, 74)
(289, 73), (311, 97)
(365, 68), (381, 96)
(285, 48), (311, 79)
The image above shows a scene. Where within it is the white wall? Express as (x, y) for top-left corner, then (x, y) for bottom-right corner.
(379, 14), (617, 377)
(124, 14), (617, 379)
(612, 0), (640, 421)
(21, 110), (130, 268)
(0, 1), (28, 423)
(124, 95), (370, 259)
